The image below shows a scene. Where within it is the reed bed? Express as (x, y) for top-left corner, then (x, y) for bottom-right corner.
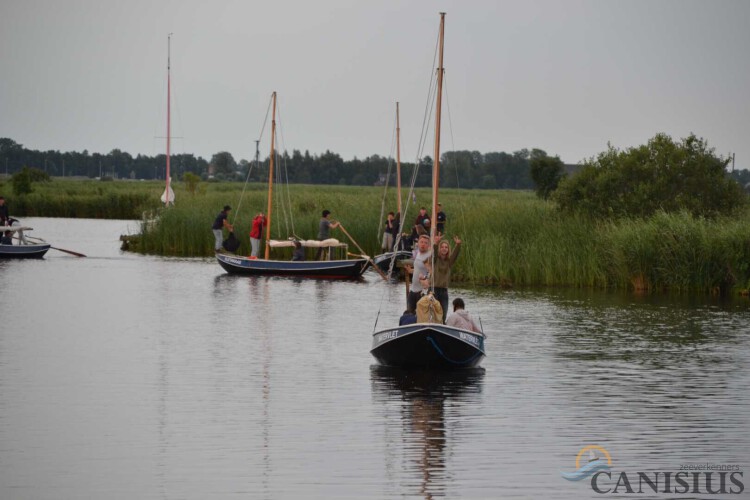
(5, 178), (749, 292)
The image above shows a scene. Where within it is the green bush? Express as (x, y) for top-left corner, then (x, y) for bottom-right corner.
(554, 133), (746, 218)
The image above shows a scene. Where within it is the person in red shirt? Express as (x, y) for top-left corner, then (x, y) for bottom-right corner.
(250, 212), (266, 257)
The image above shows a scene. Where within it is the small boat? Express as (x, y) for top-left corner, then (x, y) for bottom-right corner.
(0, 227), (51, 259)
(372, 250), (412, 275)
(372, 102), (408, 277)
(370, 13), (487, 369)
(371, 323), (485, 369)
(217, 92), (370, 279)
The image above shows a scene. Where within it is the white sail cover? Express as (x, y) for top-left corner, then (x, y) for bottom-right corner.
(160, 186), (175, 205)
(269, 238), (343, 248)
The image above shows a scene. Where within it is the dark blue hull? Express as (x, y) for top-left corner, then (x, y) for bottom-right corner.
(371, 323), (486, 369)
(0, 244), (50, 259)
(372, 250), (412, 277)
(217, 253), (369, 279)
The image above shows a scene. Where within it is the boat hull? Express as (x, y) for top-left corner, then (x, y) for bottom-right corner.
(0, 243), (51, 259)
(371, 323), (485, 369)
(372, 250), (412, 276)
(216, 253), (369, 279)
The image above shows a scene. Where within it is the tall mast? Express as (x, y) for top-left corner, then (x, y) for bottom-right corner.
(431, 13), (445, 242)
(396, 102), (402, 216)
(165, 33), (172, 205)
(264, 92), (277, 259)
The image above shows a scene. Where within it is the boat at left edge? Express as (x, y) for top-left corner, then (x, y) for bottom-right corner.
(0, 226), (51, 259)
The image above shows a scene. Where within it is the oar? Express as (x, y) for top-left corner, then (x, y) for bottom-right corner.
(337, 222), (388, 281)
(15, 235), (87, 257)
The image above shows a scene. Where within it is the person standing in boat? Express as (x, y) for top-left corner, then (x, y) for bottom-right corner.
(249, 212), (266, 258)
(382, 211), (398, 252)
(436, 203), (446, 236)
(446, 298), (481, 333)
(432, 234), (461, 322)
(414, 206), (430, 229)
(0, 197), (9, 226)
(315, 209), (339, 260)
(405, 234), (432, 313)
(212, 205), (233, 253)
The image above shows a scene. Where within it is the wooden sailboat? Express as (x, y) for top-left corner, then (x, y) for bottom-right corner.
(216, 92), (370, 278)
(160, 33), (175, 206)
(372, 102), (412, 276)
(370, 13), (486, 369)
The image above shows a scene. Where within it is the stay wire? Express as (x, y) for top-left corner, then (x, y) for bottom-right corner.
(232, 94), (272, 226)
(377, 112), (398, 244)
(374, 24), (443, 330)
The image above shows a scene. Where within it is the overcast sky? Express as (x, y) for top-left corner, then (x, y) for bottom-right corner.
(1, 0), (748, 169)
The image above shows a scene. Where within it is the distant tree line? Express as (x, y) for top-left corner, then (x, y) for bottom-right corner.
(1, 137), (576, 189)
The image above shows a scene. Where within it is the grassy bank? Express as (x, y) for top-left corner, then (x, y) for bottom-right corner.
(3, 178), (162, 219)
(3, 178), (749, 292)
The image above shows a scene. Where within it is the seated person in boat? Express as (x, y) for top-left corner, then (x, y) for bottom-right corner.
(446, 298), (481, 333)
(399, 310), (416, 326)
(1, 230), (12, 245)
(291, 240), (305, 261)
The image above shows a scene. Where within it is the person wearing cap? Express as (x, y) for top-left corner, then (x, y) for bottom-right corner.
(315, 209), (339, 260)
(212, 205), (234, 252)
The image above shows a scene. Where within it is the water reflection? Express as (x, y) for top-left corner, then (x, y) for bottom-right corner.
(370, 367), (485, 499)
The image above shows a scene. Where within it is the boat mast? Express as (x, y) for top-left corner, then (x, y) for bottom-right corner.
(165, 33), (172, 205)
(396, 102), (402, 216)
(264, 91), (277, 259)
(431, 13), (445, 242)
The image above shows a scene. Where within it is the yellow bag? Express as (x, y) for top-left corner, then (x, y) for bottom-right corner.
(416, 293), (443, 324)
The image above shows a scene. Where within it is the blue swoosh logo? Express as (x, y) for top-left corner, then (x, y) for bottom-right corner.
(561, 459), (610, 481)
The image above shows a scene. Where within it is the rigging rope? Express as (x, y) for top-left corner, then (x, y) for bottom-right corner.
(374, 22), (444, 331)
(376, 111), (399, 244)
(232, 94), (272, 225)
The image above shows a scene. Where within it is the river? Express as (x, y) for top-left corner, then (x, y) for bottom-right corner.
(1, 218), (748, 499)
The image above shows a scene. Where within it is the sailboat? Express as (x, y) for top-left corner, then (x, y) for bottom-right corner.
(370, 13), (486, 369)
(160, 33), (175, 206)
(372, 102), (413, 276)
(216, 92), (370, 278)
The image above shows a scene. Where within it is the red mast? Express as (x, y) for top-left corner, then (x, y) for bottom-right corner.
(165, 33), (172, 205)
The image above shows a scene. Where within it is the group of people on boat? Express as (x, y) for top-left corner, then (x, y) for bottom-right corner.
(383, 203), (447, 254)
(387, 203), (481, 333)
(212, 205), (346, 261)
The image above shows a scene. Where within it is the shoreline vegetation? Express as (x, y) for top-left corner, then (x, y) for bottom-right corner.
(3, 179), (750, 294)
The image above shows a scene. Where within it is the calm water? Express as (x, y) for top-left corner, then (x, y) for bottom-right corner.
(1, 218), (748, 499)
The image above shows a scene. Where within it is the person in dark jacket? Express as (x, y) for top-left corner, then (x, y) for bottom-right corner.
(212, 205), (233, 252)
(292, 240), (305, 261)
(0, 197), (10, 226)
